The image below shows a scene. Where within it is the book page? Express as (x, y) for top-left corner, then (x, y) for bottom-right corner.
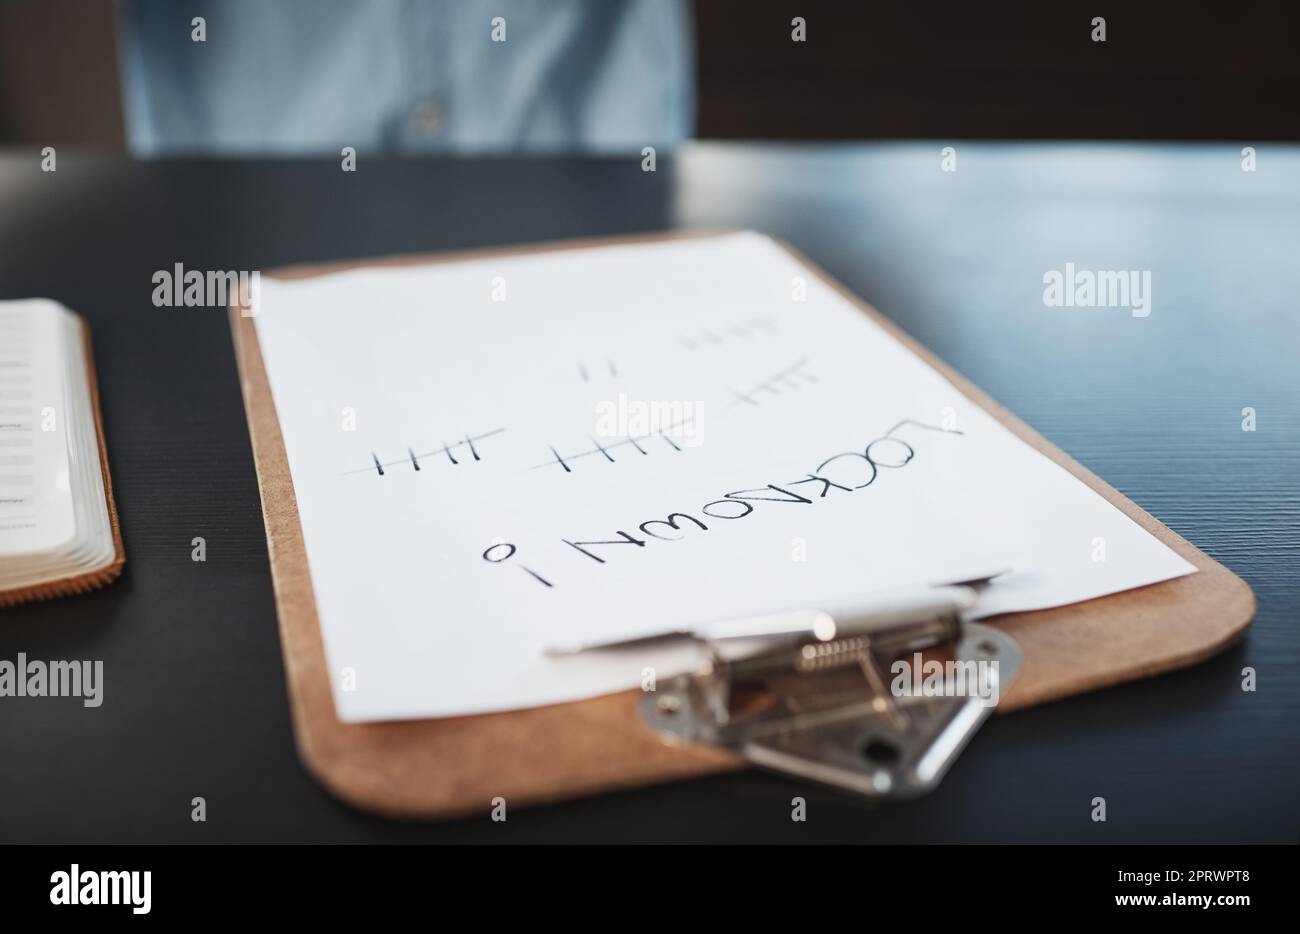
(252, 232), (1194, 722)
(0, 300), (75, 561)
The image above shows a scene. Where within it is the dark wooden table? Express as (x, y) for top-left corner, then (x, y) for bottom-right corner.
(1, 144), (1296, 843)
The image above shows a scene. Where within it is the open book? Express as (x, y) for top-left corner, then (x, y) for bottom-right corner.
(0, 300), (123, 606)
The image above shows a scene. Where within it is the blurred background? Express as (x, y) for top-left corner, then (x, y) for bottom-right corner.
(2, 0), (1297, 152)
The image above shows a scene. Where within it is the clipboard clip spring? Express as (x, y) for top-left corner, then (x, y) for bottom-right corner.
(638, 586), (1021, 799)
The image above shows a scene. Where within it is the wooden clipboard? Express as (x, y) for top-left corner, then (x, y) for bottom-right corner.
(229, 231), (1254, 819)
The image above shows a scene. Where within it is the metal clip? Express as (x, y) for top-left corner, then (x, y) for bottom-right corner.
(638, 585), (1021, 798)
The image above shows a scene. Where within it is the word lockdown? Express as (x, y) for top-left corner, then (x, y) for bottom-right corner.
(560, 426), (928, 567)
(484, 419), (957, 588)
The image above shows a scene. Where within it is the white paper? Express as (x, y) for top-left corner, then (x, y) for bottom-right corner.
(252, 232), (1195, 722)
(0, 301), (74, 557)
(0, 299), (115, 589)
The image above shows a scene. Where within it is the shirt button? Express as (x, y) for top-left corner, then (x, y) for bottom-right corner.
(413, 101), (442, 136)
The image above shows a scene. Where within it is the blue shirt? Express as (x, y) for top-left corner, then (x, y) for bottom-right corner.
(118, 0), (693, 156)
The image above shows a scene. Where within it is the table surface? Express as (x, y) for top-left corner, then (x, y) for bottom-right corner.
(1, 143), (1296, 844)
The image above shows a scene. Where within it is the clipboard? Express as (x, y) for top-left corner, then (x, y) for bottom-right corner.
(229, 230), (1254, 819)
